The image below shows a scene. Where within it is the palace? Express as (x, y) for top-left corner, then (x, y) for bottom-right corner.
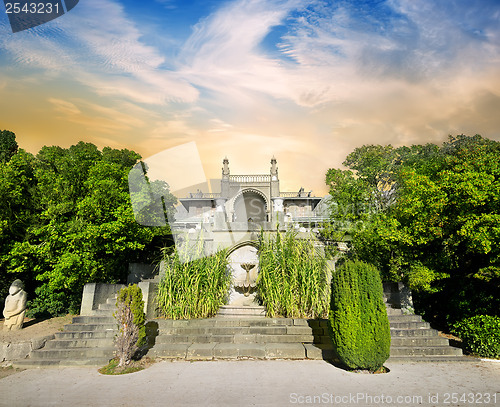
(173, 156), (330, 232)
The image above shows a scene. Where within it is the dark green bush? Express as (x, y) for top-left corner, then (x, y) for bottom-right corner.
(452, 315), (500, 358)
(329, 260), (390, 371)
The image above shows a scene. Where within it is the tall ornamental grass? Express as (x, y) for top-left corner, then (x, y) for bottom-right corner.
(157, 241), (230, 319)
(257, 231), (329, 318)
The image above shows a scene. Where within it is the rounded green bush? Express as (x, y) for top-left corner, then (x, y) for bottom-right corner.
(453, 315), (500, 358)
(328, 260), (391, 371)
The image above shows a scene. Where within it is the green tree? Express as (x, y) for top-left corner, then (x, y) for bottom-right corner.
(0, 130), (18, 164)
(327, 135), (500, 326)
(1, 137), (176, 316)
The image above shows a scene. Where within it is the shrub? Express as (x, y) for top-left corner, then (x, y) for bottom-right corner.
(329, 260), (390, 371)
(452, 315), (500, 358)
(114, 285), (146, 367)
(157, 241), (230, 319)
(257, 231), (329, 318)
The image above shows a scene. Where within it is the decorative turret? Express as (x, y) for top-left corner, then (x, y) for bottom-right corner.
(270, 156), (280, 199)
(270, 156), (278, 179)
(221, 157), (230, 199)
(222, 157), (230, 178)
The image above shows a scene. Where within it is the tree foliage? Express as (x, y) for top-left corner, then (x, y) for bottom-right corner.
(325, 135), (500, 326)
(0, 132), (175, 316)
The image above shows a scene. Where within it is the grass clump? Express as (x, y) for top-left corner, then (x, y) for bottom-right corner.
(99, 357), (154, 375)
(157, 239), (230, 319)
(257, 231), (329, 318)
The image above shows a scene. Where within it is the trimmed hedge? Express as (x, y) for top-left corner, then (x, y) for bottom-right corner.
(453, 315), (500, 359)
(329, 260), (391, 371)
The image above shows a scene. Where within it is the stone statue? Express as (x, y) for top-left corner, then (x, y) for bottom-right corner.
(3, 279), (27, 331)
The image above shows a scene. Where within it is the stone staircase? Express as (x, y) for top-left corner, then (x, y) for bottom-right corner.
(147, 317), (335, 360)
(13, 287), (469, 368)
(385, 296), (467, 362)
(13, 296), (118, 368)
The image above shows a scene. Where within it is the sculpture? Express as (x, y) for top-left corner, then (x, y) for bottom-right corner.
(3, 279), (27, 331)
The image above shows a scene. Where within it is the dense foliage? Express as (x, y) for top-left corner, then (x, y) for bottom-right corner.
(452, 315), (500, 359)
(0, 130), (174, 316)
(324, 135), (500, 327)
(114, 284), (146, 366)
(328, 260), (391, 371)
(257, 231), (329, 318)
(157, 240), (230, 319)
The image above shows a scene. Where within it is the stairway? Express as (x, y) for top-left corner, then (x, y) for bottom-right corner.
(147, 317), (336, 361)
(13, 296), (118, 368)
(385, 296), (467, 362)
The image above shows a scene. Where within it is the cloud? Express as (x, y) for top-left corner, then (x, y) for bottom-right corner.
(0, 0), (198, 104)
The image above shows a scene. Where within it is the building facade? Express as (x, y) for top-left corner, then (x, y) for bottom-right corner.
(174, 157), (329, 232)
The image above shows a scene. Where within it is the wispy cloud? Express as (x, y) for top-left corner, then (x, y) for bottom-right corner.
(0, 0), (198, 104)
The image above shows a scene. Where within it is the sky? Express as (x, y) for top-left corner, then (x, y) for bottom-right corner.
(1, 0), (499, 196)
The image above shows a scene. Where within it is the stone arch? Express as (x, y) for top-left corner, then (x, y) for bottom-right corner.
(231, 188), (269, 223)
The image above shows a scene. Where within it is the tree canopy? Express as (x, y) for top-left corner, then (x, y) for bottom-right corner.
(0, 131), (176, 316)
(325, 135), (500, 326)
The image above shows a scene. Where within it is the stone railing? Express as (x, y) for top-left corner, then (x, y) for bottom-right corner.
(187, 192), (221, 198)
(280, 192), (300, 197)
(230, 174), (271, 183)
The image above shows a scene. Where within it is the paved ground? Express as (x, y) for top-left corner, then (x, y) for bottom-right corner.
(0, 359), (499, 407)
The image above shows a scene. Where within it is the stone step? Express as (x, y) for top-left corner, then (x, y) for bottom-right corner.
(387, 355), (475, 363)
(390, 328), (439, 337)
(155, 333), (318, 344)
(55, 330), (117, 340)
(149, 342), (308, 360)
(156, 317), (294, 328)
(156, 325), (326, 336)
(44, 338), (114, 349)
(13, 357), (111, 368)
(63, 323), (117, 332)
(90, 309), (115, 316)
(99, 302), (117, 310)
(72, 316), (116, 324)
(387, 315), (422, 323)
(29, 347), (115, 360)
(389, 321), (430, 329)
(217, 306), (266, 317)
(390, 346), (463, 357)
(386, 307), (403, 316)
(390, 336), (451, 347)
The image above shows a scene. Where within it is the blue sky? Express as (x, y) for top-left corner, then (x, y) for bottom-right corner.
(0, 0), (499, 194)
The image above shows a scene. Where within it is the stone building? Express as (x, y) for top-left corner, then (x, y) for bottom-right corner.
(173, 156), (329, 233)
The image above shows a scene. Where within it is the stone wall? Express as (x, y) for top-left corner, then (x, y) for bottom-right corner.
(1, 335), (54, 364)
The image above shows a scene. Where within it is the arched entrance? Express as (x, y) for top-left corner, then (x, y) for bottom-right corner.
(233, 189), (267, 223)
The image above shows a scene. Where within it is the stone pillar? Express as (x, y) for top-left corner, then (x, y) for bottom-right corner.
(214, 198), (227, 230)
(138, 281), (159, 319)
(272, 197), (284, 227)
